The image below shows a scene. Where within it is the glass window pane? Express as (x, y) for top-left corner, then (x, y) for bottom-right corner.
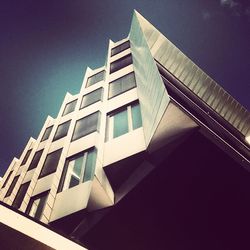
(131, 103), (142, 129)
(21, 149), (32, 166)
(41, 126), (53, 142)
(111, 41), (130, 56)
(113, 109), (128, 138)
(72, 112), (100, 141)
(59, 148), (97, 192)
(28, 191), (49, 220)
(109, 72), (136, 98)
(5, 175), (19, 197)
(62, 99), (77, 116)
(28, 149), (43, 171)
(80, 88), (103, 109)
(110, 54), (133, 74)
(53, 120), (71, 141)
(86, 70), (105, 87)
(12, 182), (30, 209)
(2, 171), (13, 188)
(39, 148), (62, 178)
(83, 150), (97, 182)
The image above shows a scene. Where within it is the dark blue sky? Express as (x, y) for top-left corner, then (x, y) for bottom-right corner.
(0, 0), (249, 176)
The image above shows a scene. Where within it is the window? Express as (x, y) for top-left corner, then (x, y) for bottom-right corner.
(53, 120), (71, 141)
(106, 102), (142, 140)
(58, 148), (97, 192)
(72, 112), (101, 141)
(41, 126), (53, 142)
(26, 191), (49, 220)
(111, 41), (130, 56)
(12, 181), (30, 209)
(39, 148), (62, 178)
(86, 70), (105, 87)
(109, 72), (136, 98)
(21, 149), (32, 166)
(110, 54), (133, 74)
(80, 88), (103, 109)
(62, 99), (77, 116)
(5, 175), (19, 197)
(27, 149), (43, 171)
(1, 171), (13, 189)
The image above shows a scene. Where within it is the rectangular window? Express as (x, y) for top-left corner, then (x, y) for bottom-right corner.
(5, 175), (19, 197)
(21, 149), (32, 166)
(53, 120), (71, 141)
(27, 149), (43, 171)
(110, 54), (133, 74)
(106, 102), (142, 140)
(41, 126), (53, 142)
(12, 181), (30, 209)
(26, 191), (49, 220)
(109, 72), (136, 99)
(111, 41), (130, 56)
(1, 171), (13, 189)
(39, 148), (63, 178)
(80, 88), (103, 109)
(58, 148), (97, 192)
(86, 70), (105, 87)
(62, 99), (77, 116)
(72, 111), (100, 141)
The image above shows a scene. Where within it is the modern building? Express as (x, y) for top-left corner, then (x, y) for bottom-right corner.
(0, 11), (250, 250)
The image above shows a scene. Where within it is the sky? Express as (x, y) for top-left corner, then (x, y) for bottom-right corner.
(0, 0), (249, 176)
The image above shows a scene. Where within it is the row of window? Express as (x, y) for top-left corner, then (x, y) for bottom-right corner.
(6, 147), (97, 218)
(62, 69), (136, 119)
(83, 41), (131, 91)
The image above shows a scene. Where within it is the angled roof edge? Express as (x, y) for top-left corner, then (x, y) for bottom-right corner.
(132, 10), (250, 140)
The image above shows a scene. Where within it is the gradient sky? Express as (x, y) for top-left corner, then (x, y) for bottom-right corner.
(0, 0), (249, 176)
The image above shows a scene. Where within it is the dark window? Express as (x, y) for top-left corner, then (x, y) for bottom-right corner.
(28, 150), (43, 171)
(39, 148), (62, 178)
(110, 54), (133, 74)
(86, 71), (105, 87)
(80, 88), (103, 109)
(62, 99), (77, 116)
(21, 149), (32, 166)
(53, 120), (71, 141)
(111, 41), (130, 56)
(109, 72), (136, 98)
(5, 175), (19, 197)
(72, 112), (100, 141)
(58, 148), (97, 192)
(2, 171), (13, 189)
(26, 190), (49, 220)
(41, 126), (53, 142)
(12, 182), (30, 209)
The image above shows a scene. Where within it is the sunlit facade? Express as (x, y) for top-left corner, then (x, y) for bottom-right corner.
(0, 11), (249, 250)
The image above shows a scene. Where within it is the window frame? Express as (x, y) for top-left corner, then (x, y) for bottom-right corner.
(27, 149), (44, 171)
(5, 175), (19, 197)
(110, 54), (133, 74)
(57, 148), (97, 193)
(111, 41), (130, 57)
(12, 181), (30, 209)
(52, 120), (71, 142)
(62, 99), (77, 116)
(1, 171), (13, 189)
(38, 148), (63, 179)
(71, 111), (101, 142)
(106, 101), (142, 141)
(86, 70), (105, 88)
(41, 126), (53, 142)
(80, 87), (103, 109)
(26, 190), (49, 220)
(108, 72), (136, 99)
